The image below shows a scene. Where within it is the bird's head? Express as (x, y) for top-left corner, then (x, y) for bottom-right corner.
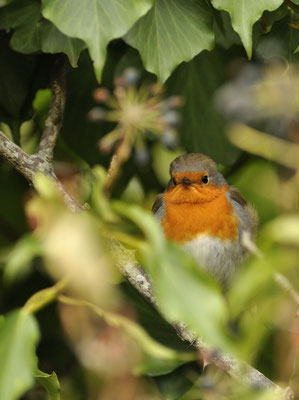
(164, 153), (228, 204)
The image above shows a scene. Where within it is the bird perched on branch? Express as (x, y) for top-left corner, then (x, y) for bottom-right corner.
(153, 153), (258, 286)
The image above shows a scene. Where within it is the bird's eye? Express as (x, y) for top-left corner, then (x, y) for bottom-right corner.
(172, 177), (176, 186)
(201, 175), (209, 184)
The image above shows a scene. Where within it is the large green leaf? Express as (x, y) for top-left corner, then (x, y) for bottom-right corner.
(41, 0), (153, 81)
(166, 46), (241, 165)
(125, 0), (215, 82)
(0, 0), (41, 53)
(0, 0), (39, 29)
(0, 309), (40, 400)
(211, 0), (284, 58)
(0, 0), (86, 65)
(39, 20), (86, 68)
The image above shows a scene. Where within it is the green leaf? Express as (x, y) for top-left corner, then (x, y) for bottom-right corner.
(0, 0), (14, 8)
(231, 160), (280, 224)
(114, 203), (232, 352)
(38, 19), (86, 68)
(4, 234), (42, 284)
(213, 10), (242, 49)
(23, 281), (66, 314)
(34, 369), (60, 400)
(0, 0), (40, 29)
(166, 46), (241, 165)
(0, 0), (86, 65)
(59, 295), (195, 377)
(125, 0), (215, 82)
(0, 0), (41, 54)
(0, 309), (40, 400)
(154, 364), (196, 400)
(41, 0), (154, 81)
(262, 214), (299, 246)
(121, 282), (190, 352)
(211, 0), (284, 58)
(256, 11), (299, 60)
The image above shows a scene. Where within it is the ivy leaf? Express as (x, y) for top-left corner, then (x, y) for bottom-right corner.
(125, 0), (215, 82)
(0, 0), (41, 53)
(0, 0), (86, 65)
(38, 20), (86, 68)
(34, 368), (60, 400)
(41, 0), (154, 81)
(0, 0), (40, 29)
(211, 0), (284, 58)
(166, 46), (241, 165)
(0, 309), (40, 400)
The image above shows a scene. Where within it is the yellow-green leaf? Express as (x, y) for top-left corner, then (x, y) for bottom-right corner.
(125, 0), (215, 82)
(0, 310), (40, 400)
(41, 0), (154, 81)
(211, 0), (284, 58)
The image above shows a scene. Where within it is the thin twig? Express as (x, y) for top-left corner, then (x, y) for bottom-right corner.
(0, 131), (37, 181)
(36, 55), (67, 162)
(284, 0), (299, 13)
(275, 273), (299, 308)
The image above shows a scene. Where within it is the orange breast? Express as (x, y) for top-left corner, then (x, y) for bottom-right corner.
(162, 187), (239, 243)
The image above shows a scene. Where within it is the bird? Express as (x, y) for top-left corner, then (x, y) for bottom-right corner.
(152, 153), (258, 287)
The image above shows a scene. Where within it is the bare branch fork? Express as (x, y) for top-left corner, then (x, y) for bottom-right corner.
(0, 60), (293, 400)
(0, 55), (82, 212)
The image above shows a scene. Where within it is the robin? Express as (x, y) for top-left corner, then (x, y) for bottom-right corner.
(152, 153), (258, 286)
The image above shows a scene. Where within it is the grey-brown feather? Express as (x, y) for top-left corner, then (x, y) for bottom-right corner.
(170, 153), (227, 186)
(152, 193), (164, 215)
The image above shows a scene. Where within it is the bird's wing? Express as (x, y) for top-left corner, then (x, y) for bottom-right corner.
(228, 186), (259, 235)
(228, 186), (247, 206)
(152, 193), (165, 221)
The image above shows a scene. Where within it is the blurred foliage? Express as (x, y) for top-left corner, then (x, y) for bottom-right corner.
(0, 0), (299, 399)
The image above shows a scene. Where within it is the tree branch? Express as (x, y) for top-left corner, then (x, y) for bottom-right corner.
(36, 56), (67, 162)
(109, 239), (294, 400)
(0, 131), (37, 181)
(0, 57), (82, 212)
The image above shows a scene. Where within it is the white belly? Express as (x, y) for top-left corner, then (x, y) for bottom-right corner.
(184, 234), (245, 285)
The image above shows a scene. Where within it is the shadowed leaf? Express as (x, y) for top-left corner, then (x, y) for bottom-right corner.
(41, 0), (154, 81)
(211, 0), (283, 58)
(125, 0), (214, 82)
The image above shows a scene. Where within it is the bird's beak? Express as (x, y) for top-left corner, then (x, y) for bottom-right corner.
(181, 178), (192, 186)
